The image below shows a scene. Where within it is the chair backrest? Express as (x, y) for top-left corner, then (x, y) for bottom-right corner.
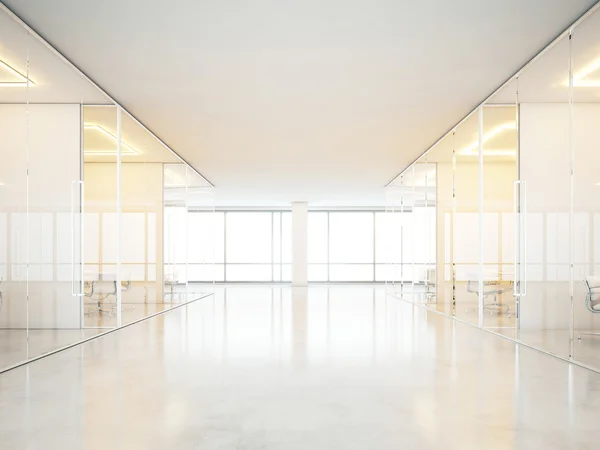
(586, 276), (600, 309)
(426, 267), (436, 284)
(164, 269), (179, 284)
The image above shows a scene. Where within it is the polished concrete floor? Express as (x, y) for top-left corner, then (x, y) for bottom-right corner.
(1, 285), (600, 449)
(0, 328), (104, 370)
(0, 286), (212, 370)
(401, 285), (600, 371)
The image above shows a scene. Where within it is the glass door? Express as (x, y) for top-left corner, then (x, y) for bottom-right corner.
(82, 105), (119, 329)
(516, 34), (572, 359)
(480, 94), (519, 337)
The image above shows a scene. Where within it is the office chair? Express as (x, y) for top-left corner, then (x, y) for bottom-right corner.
(425, 267), (436, 303)
(164, 269), (182, 299)
(578, 276), (600, 340)
(84, 277), (133, 316)
(465, 277), (512, 316)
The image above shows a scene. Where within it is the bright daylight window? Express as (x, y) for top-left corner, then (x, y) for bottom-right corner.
(172, 210), (434, 283)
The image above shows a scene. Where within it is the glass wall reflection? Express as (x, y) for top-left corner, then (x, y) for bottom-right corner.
(426, 134), (455, 316)
(572, 9), (600, 369)
(453, 113), (482, 327)
(481, 102), (518, 336)
(518, 33), (572, 360)
(0, 5), (213, 371)
(386, 3), (600, 372)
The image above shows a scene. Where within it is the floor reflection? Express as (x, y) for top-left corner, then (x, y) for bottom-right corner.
(0, 285), (599, 449)
(0, 285), (212, 371)
(391, 283), (600, 370)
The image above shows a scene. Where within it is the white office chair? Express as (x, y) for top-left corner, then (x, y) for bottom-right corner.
(465, 272), (512, 316)
(164, 269), (181, 297)
(578, 276), (600, 340)
(425, 267), (436, 302)
(84, 274), (132, 316)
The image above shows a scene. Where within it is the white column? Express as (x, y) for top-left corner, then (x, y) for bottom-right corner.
(291, 202), (308, 287)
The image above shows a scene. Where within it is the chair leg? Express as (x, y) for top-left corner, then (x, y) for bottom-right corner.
(578, 331), (600, 340)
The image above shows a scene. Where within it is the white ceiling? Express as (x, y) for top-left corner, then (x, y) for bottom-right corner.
(2, 0), (599, 206)
(83, 106), (183, 164)
(0, 9), (109, 104)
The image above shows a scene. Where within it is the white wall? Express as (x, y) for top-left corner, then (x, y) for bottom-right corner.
(0, 104), (81, 329)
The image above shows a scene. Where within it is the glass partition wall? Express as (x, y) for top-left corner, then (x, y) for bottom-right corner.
(0, 5), (214, 371)
(386, 2), (600, 372)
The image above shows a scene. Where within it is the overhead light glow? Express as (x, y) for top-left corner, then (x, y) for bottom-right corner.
(164, 169), (186, 188)
(460, 122), (517, 156)
(84, 124), (139, 156)
(572, 58), (600, 87)
(0, 60), (34, 87)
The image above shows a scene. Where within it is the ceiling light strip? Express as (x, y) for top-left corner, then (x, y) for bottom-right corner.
(0, 60), (34, 86)
(0, 2), (212, 186)
(386, 0), (600, 187)
(460, 122), (517, 156)
(84, 123), (138, 156)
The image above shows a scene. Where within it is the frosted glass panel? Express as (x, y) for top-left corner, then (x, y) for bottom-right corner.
(147, 213), (156, 263)
(102, 213), (118, 263)
(518, 34), (571, 359)
(55, 213), (71, 265)
(482, 213), (499, 267)
(501, 213), (514, 264)
(83, 213), (100, 263)
(454, 213), (479, 265)
(121, 213), (146, 263)
(164, 207), (187, 265)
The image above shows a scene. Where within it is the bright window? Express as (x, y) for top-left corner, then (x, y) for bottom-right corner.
(226, 212), (272, 263)
(329, 213), (374, 263)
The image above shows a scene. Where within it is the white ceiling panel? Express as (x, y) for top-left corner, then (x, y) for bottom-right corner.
(2, 0), (598, 205)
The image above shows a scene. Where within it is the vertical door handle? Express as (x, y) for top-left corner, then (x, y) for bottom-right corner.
(71, 180), (84, 296)
(513, 180), (527, 297)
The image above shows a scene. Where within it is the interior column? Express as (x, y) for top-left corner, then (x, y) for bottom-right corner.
(291, 202), (308, 287)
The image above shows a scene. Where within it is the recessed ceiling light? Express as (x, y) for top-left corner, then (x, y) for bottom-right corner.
(164, 168), (187, 187)
(573, 58), (600, 87)
(563, 58), (600, 87)
(84, 124), (139, 156)
(0, 60), (34, 87)
(460, 122), (517, 156)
